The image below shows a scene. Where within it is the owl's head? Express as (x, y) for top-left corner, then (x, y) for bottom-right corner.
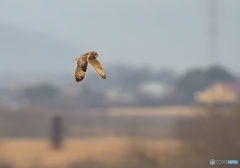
(93, 51), (98, 58)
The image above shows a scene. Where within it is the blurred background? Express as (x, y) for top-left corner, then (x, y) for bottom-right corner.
(0, 0), (240, 167)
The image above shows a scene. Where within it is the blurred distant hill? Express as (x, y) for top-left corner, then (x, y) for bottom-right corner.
(0, 23), (81, 75)
(0, 61), (238, 110)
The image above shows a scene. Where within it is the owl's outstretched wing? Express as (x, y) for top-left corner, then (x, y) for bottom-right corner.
(75, 56), (88, 82)
(88, 57), (106, 79)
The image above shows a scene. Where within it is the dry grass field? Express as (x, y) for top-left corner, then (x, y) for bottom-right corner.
(105, 106), (208, 117)
(0, 137), (180, 168)
(0, 105), (237, 167)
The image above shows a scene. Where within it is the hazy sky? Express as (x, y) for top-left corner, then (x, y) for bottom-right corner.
(0, 0), (240, 75)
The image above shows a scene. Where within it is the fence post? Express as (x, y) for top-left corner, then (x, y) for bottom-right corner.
(51, 115), (62, 149)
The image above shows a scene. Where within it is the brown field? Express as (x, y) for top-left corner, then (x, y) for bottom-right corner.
(105, 106), (208, 117)
(0, 106), (237, 167)
(0, 106), (201, 139)
(0, 137), (180, 168)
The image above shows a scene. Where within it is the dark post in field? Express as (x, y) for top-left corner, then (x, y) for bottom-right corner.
(51, 115), (62, 149)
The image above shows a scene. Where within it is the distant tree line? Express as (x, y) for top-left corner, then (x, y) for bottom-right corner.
(175, 65), (236, 104)
(8, 64), (237, 109)
(22, 83), (59, 103)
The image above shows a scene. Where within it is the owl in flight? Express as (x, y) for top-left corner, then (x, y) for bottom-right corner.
(74, 51), (106, 82)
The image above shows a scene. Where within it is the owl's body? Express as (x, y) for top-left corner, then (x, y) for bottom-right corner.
(75, 51), (106, 82)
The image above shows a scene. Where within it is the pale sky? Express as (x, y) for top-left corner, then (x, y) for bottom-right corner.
(0, 0), (240, 75)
